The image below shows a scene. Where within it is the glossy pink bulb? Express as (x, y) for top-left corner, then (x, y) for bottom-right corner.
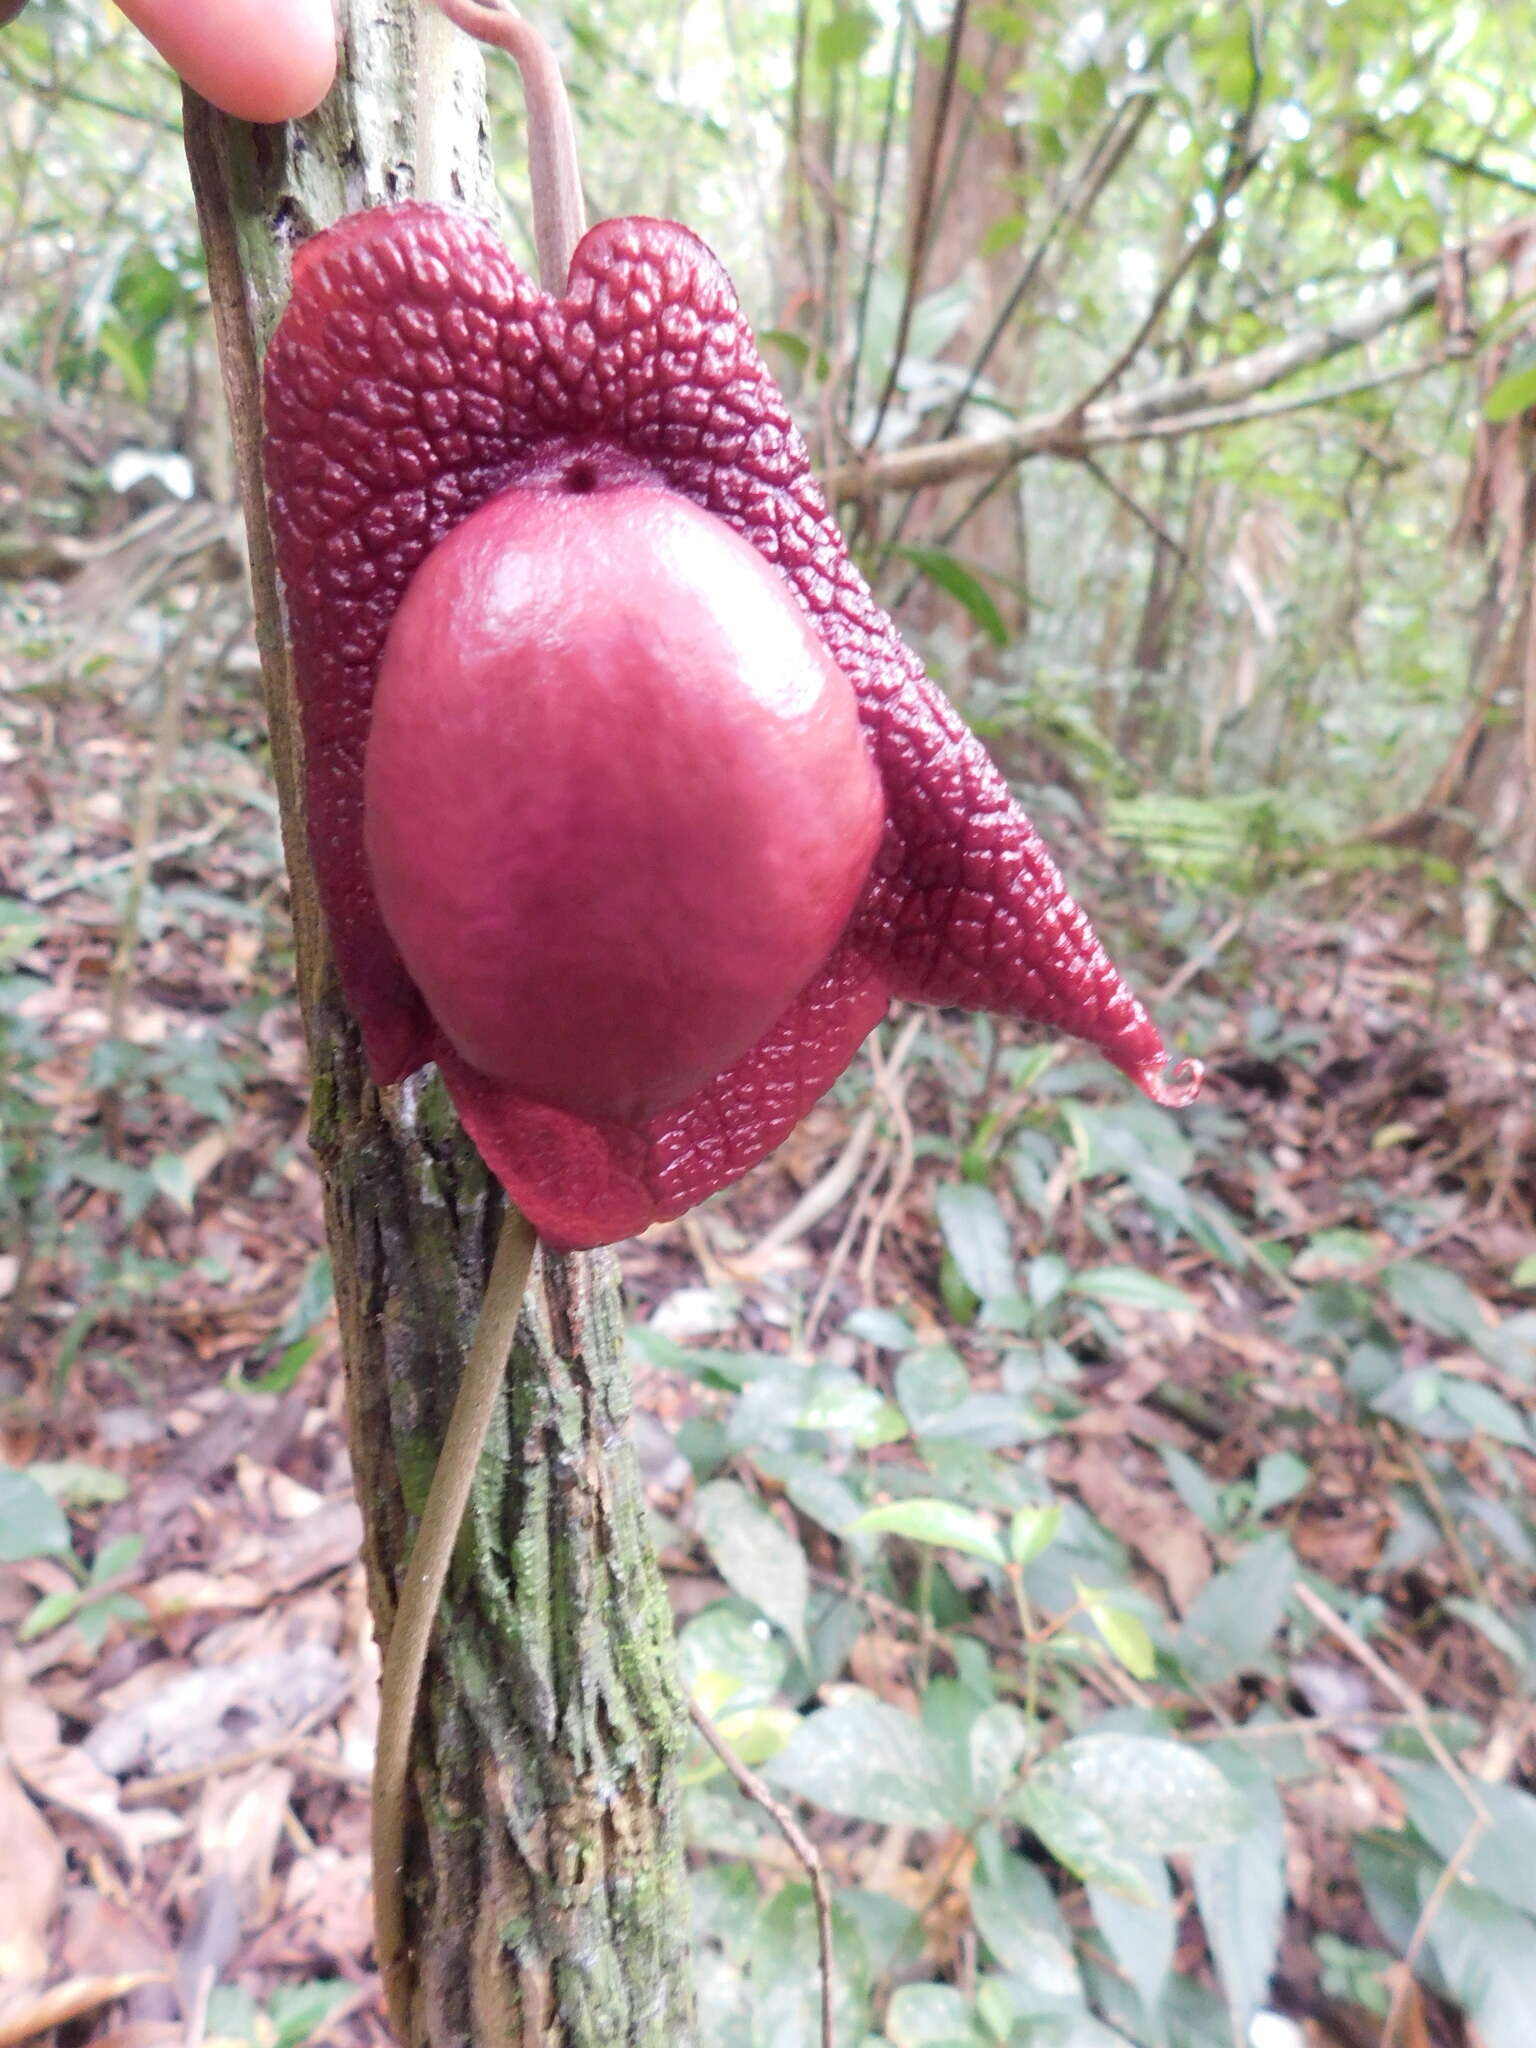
(364, 480), (883, 1124)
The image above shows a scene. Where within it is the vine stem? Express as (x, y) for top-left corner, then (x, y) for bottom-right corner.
(372, 1205), (539, 2029)
(433, 0), (587, 289)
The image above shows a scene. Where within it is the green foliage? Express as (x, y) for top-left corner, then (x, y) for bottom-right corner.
(204, 1979), (353, 2048)
(664, 1015), (1536, 2044)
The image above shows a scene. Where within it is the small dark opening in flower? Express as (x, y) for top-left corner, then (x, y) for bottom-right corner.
(562, 461), (598, 494)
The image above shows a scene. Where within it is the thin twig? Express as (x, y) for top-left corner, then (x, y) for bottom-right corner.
(1384, 1810), (1489, 2048)
(100, 570), (220, 1123)
(28, 809), (241, 905)
(750, 1111), (880, 1264)
(862, 0), (969, 455)
(844, 0), (911, 434)
(747, 1009), (924, 1265)
(1079, 452), (1189, 564)
(1150, 912), (1245, 1003)
(803, 1136), (893, 1351)
(855, 1010), (925, 1300)
(121, 1700), (349, 1805)
(1293, 1581), (1486, 1805)
(689, 1697), (835, 2048)
(1392, 1429), (1492, 1606)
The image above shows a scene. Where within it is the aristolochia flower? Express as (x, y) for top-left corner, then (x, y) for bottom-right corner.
(263, 204), (1200, 1248)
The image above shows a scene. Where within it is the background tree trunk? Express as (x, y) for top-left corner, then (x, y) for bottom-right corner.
(181, 5), (696, 2041)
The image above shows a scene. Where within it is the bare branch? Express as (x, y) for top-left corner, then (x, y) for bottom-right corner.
(824, 244), (1475, 499)
(863, 0), (969, 452)
(1081, 452), (1188, 562)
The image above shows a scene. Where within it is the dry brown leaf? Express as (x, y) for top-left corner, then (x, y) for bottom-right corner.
(0, 1973), (168, 2048)
(0, 1655), (181, 1863)
(0, 1761), (64, 1990)
(247, 1498), (363, 1598)
(1063, 1443), (1212, 1614)
(136, 1568), (268, 1623)
(85, 1644), (348, 1778)
(194, 1764), (294, 1922)
(57, 1885), (175, 1989)
(244, 1845), (373, 1971)
(846, 1632), (918, 1713)
(78, 2024), (182, 2048)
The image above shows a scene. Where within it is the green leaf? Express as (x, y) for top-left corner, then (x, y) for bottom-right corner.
(756, 327), (811, 371)
(895, 1348), (969, 1433)
(970, 1845), (1082, 1998)
(1390, 1761), (1536, 1919)
(1442, 1596), (1530, 1674)
(1438, 1377), (1533, 1448)
(19, 1589), (79, 1643)
(1484, 350), (1536, 423)
(849, 1497), (1006, 1565)
(843, 1307), (916, 1352)
(74, 1591), (146, 1653)
(934, 1183), (1016, 1303)
(892, 546), (1010, 647)
(884, 1983), (988, 2045)
(1191, 1746), (1286, 2035)
(1425, 1878), (1536, 2048)
(706, 1705), (799, 1773)
(750, 1885), (871, 2046)
(967, 1704), (1032, 1811)
(1068, 1266), (1196, 1313)
(1019, 1734), (1252, 1897)
(1252, 1450), (1310, 1517)
(1077, 1587), (1156, 1679)
(795, 1369), (889, 1438)
(1010, 1504), (1062, 1567)
(267, 1981), (353, 2048)
(204, 1987), (261, 2044)
(1175, 1532), (1295, 1686)
(693, 1480), (809, 1659)
(24, 1461), (127, 1509)
(1382, 1259), (1496, 1351)
(0, 1469), (71, 1562)
(149, 1151), (198, 1213)
(813, 4), (879, 69)
(781, 1458), (867, 1539)
(91, 1533), (143, 1584)
(1087, 1853), (1174, 2020)
(677, 1602), (791, 1709)
(1159, 1444), (1225, 1531)
(765, 1697), (969, 1829)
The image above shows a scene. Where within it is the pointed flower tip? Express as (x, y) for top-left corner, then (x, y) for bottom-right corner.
(1133, 1055), (1204, 1110)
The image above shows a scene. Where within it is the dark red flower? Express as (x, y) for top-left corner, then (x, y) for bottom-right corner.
(263, 203), (1200, 1248)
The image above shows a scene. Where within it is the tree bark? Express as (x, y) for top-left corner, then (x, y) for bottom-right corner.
(181, 6), (696, 2042)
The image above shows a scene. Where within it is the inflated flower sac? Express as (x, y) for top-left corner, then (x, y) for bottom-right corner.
(263, 203), (1201, 1248)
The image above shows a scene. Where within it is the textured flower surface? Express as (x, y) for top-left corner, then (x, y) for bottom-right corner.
(263, 202), (1200, 1248)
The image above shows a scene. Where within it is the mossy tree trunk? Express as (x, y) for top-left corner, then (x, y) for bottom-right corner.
(182, 6), (696, 2041)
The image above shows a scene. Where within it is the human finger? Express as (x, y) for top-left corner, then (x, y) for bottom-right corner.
(113, 0), (337, 123)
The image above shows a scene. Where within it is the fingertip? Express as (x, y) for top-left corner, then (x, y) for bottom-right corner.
(117, 0), (337, 124)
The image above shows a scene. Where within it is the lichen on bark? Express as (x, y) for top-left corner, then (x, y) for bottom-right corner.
(182, 5), (696, 2039)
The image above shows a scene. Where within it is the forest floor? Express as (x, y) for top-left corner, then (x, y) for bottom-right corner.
(3, 573), (1535, 2048)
